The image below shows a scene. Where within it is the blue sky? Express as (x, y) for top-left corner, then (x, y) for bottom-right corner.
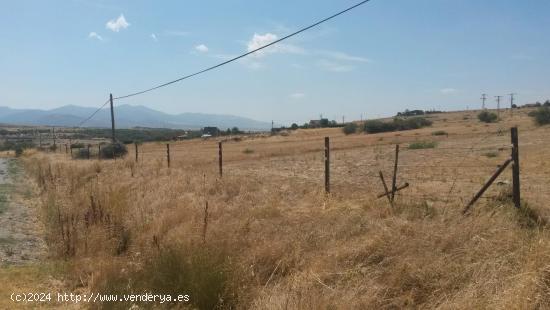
(1, 0), (549, 125)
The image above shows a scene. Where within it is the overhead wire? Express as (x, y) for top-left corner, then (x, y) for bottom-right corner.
(113, 0), (372, 100)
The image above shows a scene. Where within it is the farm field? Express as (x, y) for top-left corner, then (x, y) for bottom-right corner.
(5, 107), (550, 309)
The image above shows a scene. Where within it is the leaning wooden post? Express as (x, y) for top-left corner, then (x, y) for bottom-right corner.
(134, 143), (138, 163)
(391, 144), (400, 202)
(463, 158), (513, 214)
(378, 171), (393, 208)
(166, 143), (171, 168)
(218, 142), (223, 177)
(324, 137), (330, 194)
(511, 127), (520, 208)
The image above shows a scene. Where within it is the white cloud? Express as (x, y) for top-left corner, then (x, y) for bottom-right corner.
(106, 14), (130, 32)
(317, 59), (354, 72)
(440, 88), (458, 94)
(246, 33), (305, 58)
(290, 93), (306, 99)
(88, 32), (103, 41)
(318, 50), (371, 63)
(151, 33), (157, 41)
(195, 44), (209, 53)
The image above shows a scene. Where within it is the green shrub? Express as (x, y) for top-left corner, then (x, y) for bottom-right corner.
(478, 111), (498, 123)
(431, 130), (448, 136)
(243, 148), (254, 154)
(363, 120), (397, 133)
(73, 148), (90, 159)
(342, 122), (358, 135)
(408, 141), (437, 149)
(99, 143), (128, 159)
(484, 151), (498, 158)
(95, 245), (231, 309)
(363, 117), (432, 134)
(529, 106), (550, 125)
(14, 146), (24, 157)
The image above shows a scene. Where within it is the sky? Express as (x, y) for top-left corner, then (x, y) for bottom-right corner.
(1, 0), (549, 125)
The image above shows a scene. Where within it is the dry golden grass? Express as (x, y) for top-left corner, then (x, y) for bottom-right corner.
(18, 108), (550, 309)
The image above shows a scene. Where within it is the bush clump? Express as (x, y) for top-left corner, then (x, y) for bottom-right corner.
(73, 148), (90, 159)
(95, 245), (231, 309)
(478, 111), (498, 123)
(363, 117), (432, 134)
(100, 143), (128, 159)
(529, 106), (550, 125)
(408, 141), (437, 150)
(15, 146), (24, 157)
(70, 143), (85, 149)
(342, 122), (358, 135)
(432, 130), (448, 136)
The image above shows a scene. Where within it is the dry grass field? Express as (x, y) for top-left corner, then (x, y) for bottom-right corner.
(9, 107), (550, 309)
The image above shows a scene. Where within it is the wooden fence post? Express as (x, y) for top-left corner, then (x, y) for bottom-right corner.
(70, 144), (73, 158)
(135, 143), (138, 163)
(65, 144), (68, 154)
(218, 142), (223, 177)
(391, 144), (400, 202)
(463, 158), (513, 214)
(87, 144), (90, 160)
(511, 127), (520, 208)
(98, 144), (101, 160)
(166, 143), (171, 168)
(324, 137), (330, 193)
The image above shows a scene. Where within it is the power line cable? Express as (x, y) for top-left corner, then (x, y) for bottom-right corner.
(76, 99), (110, 127)
(113, 0), (372, 100)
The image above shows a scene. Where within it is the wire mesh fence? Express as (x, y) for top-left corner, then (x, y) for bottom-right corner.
(58, 127), (524, 209)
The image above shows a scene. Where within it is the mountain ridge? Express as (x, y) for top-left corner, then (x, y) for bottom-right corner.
(0, 105), (271, 130)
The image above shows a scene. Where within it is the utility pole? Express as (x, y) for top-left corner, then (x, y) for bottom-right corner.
(271, 120), (274, 132)
(495, 95), (502, 121)
(481, 94), (487, 110)
(109, 93), (116, 143)
(342, 116), (345, 124)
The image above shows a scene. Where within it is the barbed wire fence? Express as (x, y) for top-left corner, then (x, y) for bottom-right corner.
(52, 126), (523, 213)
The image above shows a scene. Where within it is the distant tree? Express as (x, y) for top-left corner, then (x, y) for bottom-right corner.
(231, 127), (240, 134)
(511, 104), (518, 109)
(290, 123), (299, 130)
(478, 111), (498, 123)
(342, 123), (358, 135)
(544, 100), (550, 107)
(535, 102), (542, 107)
(530, 106), (550, 126)
(320, 118), (330, 128)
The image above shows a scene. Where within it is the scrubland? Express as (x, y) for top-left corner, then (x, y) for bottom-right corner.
(17, 108), (550, 309)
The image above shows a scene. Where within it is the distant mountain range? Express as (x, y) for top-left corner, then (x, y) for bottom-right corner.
(0, 105), (271, 130)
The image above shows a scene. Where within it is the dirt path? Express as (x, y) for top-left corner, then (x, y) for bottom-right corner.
(0, 158), (47, 265)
